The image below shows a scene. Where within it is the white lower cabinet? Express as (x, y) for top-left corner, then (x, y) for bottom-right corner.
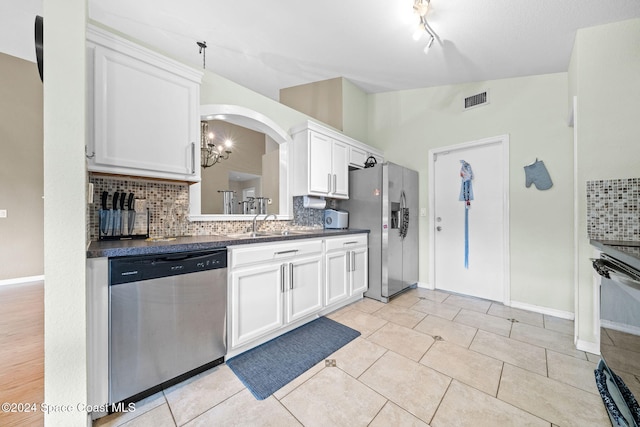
(230, 262), (285, 348)
(325, 235), (369, 306)
(325, 250), (349, 306)
(228, 234), (368, 354)
(285, 255), (324, 323)
(229, 239), (323, 350)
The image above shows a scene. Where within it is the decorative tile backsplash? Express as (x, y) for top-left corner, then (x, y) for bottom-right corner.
(88, 175), (325, 240)
(587, 178), (639, 241)
(292, 196), (326, 227)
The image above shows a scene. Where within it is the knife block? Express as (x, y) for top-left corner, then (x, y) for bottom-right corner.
(98, 208), (150, 241)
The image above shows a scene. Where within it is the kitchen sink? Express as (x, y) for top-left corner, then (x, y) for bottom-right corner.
(279, 230), (317, 236)
(221, 229), (319, 239)
(222, 232), (279, 238)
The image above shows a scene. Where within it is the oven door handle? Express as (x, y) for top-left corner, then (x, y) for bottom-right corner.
(591, 258), (611, 279)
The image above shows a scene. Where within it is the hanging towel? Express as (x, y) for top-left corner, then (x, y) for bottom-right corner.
(459, 160), (474, 206)
(524, 159), (553, 190)
(459, 160), (474, 269)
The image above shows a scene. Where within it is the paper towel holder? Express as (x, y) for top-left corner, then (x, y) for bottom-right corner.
(303, 195), (327, 209)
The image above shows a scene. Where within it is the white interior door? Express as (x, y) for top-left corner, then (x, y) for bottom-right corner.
(431, 136), (508, 302)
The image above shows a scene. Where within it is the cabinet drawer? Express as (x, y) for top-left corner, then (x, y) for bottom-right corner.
(230, 239), (323, 268)
(325, 234), (367, 252)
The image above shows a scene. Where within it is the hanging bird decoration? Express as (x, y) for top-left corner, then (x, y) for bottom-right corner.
(459, 160), (474, 269)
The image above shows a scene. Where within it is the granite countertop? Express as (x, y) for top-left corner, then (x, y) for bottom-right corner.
(590, 239), (640, 270)
(87, 229), (369, 258)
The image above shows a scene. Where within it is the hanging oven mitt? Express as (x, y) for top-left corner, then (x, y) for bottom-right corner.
(524, 159), (553, 190)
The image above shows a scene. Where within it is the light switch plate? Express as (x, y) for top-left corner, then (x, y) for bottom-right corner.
(420, 208), (427, 217)
(0, 209), (7, 218)
(88, 183), (94, 204)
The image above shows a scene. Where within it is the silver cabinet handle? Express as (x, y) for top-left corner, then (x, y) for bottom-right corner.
(281, 263), (286, 292)
(289, 262), (294, 289)
(275, 249), (298, 256)
(351, 251), (356, 271)
(333, 174), (337, 193)
(343, 241), (358, 246)
(346, 251), (351, 272)
(191, 142), (196, 174)
(328, 173), (332, 193)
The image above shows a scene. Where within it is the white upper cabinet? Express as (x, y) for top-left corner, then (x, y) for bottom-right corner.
(291, 121), (382, 199)
(348, 145), (383, 169)
(306, 131), (348, 198)
(86, 26), (203, 182)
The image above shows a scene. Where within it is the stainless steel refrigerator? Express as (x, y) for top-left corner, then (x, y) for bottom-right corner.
(339, 162), (419, 302)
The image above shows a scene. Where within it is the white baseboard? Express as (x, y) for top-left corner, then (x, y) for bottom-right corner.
(576, 339), (600, 355)
(0, 275), (45, 287)
(509, 300), (574, 320)
(601, 319), (640, 336)
(416, 282), (434, 290)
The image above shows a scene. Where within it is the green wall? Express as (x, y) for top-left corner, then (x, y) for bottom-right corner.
(367, 73), (575, 314)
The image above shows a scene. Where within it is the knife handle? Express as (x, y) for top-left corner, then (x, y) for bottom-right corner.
(120, 192), (126, 210)
(112, 192), (119, 210)
(127, 193), (134, 210)
(101, 191), (108, 210)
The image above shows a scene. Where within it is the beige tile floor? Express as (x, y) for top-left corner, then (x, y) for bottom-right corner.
(94, 288), (615, 427)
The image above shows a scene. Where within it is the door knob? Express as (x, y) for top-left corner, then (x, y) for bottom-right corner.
(436, 226), (442, 231)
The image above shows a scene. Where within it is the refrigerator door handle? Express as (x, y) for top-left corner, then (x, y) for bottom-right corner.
(399, 191), (409, 239)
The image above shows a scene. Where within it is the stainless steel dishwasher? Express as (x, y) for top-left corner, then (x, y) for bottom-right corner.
(109, 249), (227, 404)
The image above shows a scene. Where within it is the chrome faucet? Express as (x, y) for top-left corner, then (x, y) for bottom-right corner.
(252, 213), (277, 234)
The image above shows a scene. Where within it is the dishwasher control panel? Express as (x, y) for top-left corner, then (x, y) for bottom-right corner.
(110, 249), (227, 285)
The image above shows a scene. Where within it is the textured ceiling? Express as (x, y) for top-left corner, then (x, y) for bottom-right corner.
(5, 2), (640, 101)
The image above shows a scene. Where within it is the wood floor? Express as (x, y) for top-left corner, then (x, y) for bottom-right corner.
(0, 282), (44, 427)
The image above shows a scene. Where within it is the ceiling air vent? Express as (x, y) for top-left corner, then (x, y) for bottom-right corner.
(464, 90), (489, 111)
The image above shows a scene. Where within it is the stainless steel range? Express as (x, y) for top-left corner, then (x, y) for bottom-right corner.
(592, 241), (640, 427)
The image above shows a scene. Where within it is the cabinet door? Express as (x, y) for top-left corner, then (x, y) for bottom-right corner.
(325, 250), (349, 306)
(308, 132), (333, 195)
(230, 263), (284, 349)
(285, 255), (323, 324)
(331, 140), (349, 198)
(90, 45), (199, 181)
(350, 247), (369, 295)
(349, 146), (368, 169)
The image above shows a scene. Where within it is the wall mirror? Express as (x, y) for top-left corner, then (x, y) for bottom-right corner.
(189, 105), (293, 221)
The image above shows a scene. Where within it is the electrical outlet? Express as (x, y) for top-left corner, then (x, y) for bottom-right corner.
(267, 198), (272, 205)
(134, 199), (146, 213)
(0, 209), (7, 218)
(420, 208), (427, 217)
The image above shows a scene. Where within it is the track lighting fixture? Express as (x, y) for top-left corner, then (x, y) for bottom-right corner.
(412, 0), (437, 53)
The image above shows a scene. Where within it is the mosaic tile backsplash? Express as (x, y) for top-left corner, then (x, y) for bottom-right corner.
(88, 175), (325, 240)
(587, 178), (639, 241)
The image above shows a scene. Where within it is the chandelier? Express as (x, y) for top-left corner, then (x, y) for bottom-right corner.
(201, 121), (232, 168)
(413, 0), (437, 53)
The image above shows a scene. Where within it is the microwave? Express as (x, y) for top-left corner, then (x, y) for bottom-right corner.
(324, 209), (348, 229)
